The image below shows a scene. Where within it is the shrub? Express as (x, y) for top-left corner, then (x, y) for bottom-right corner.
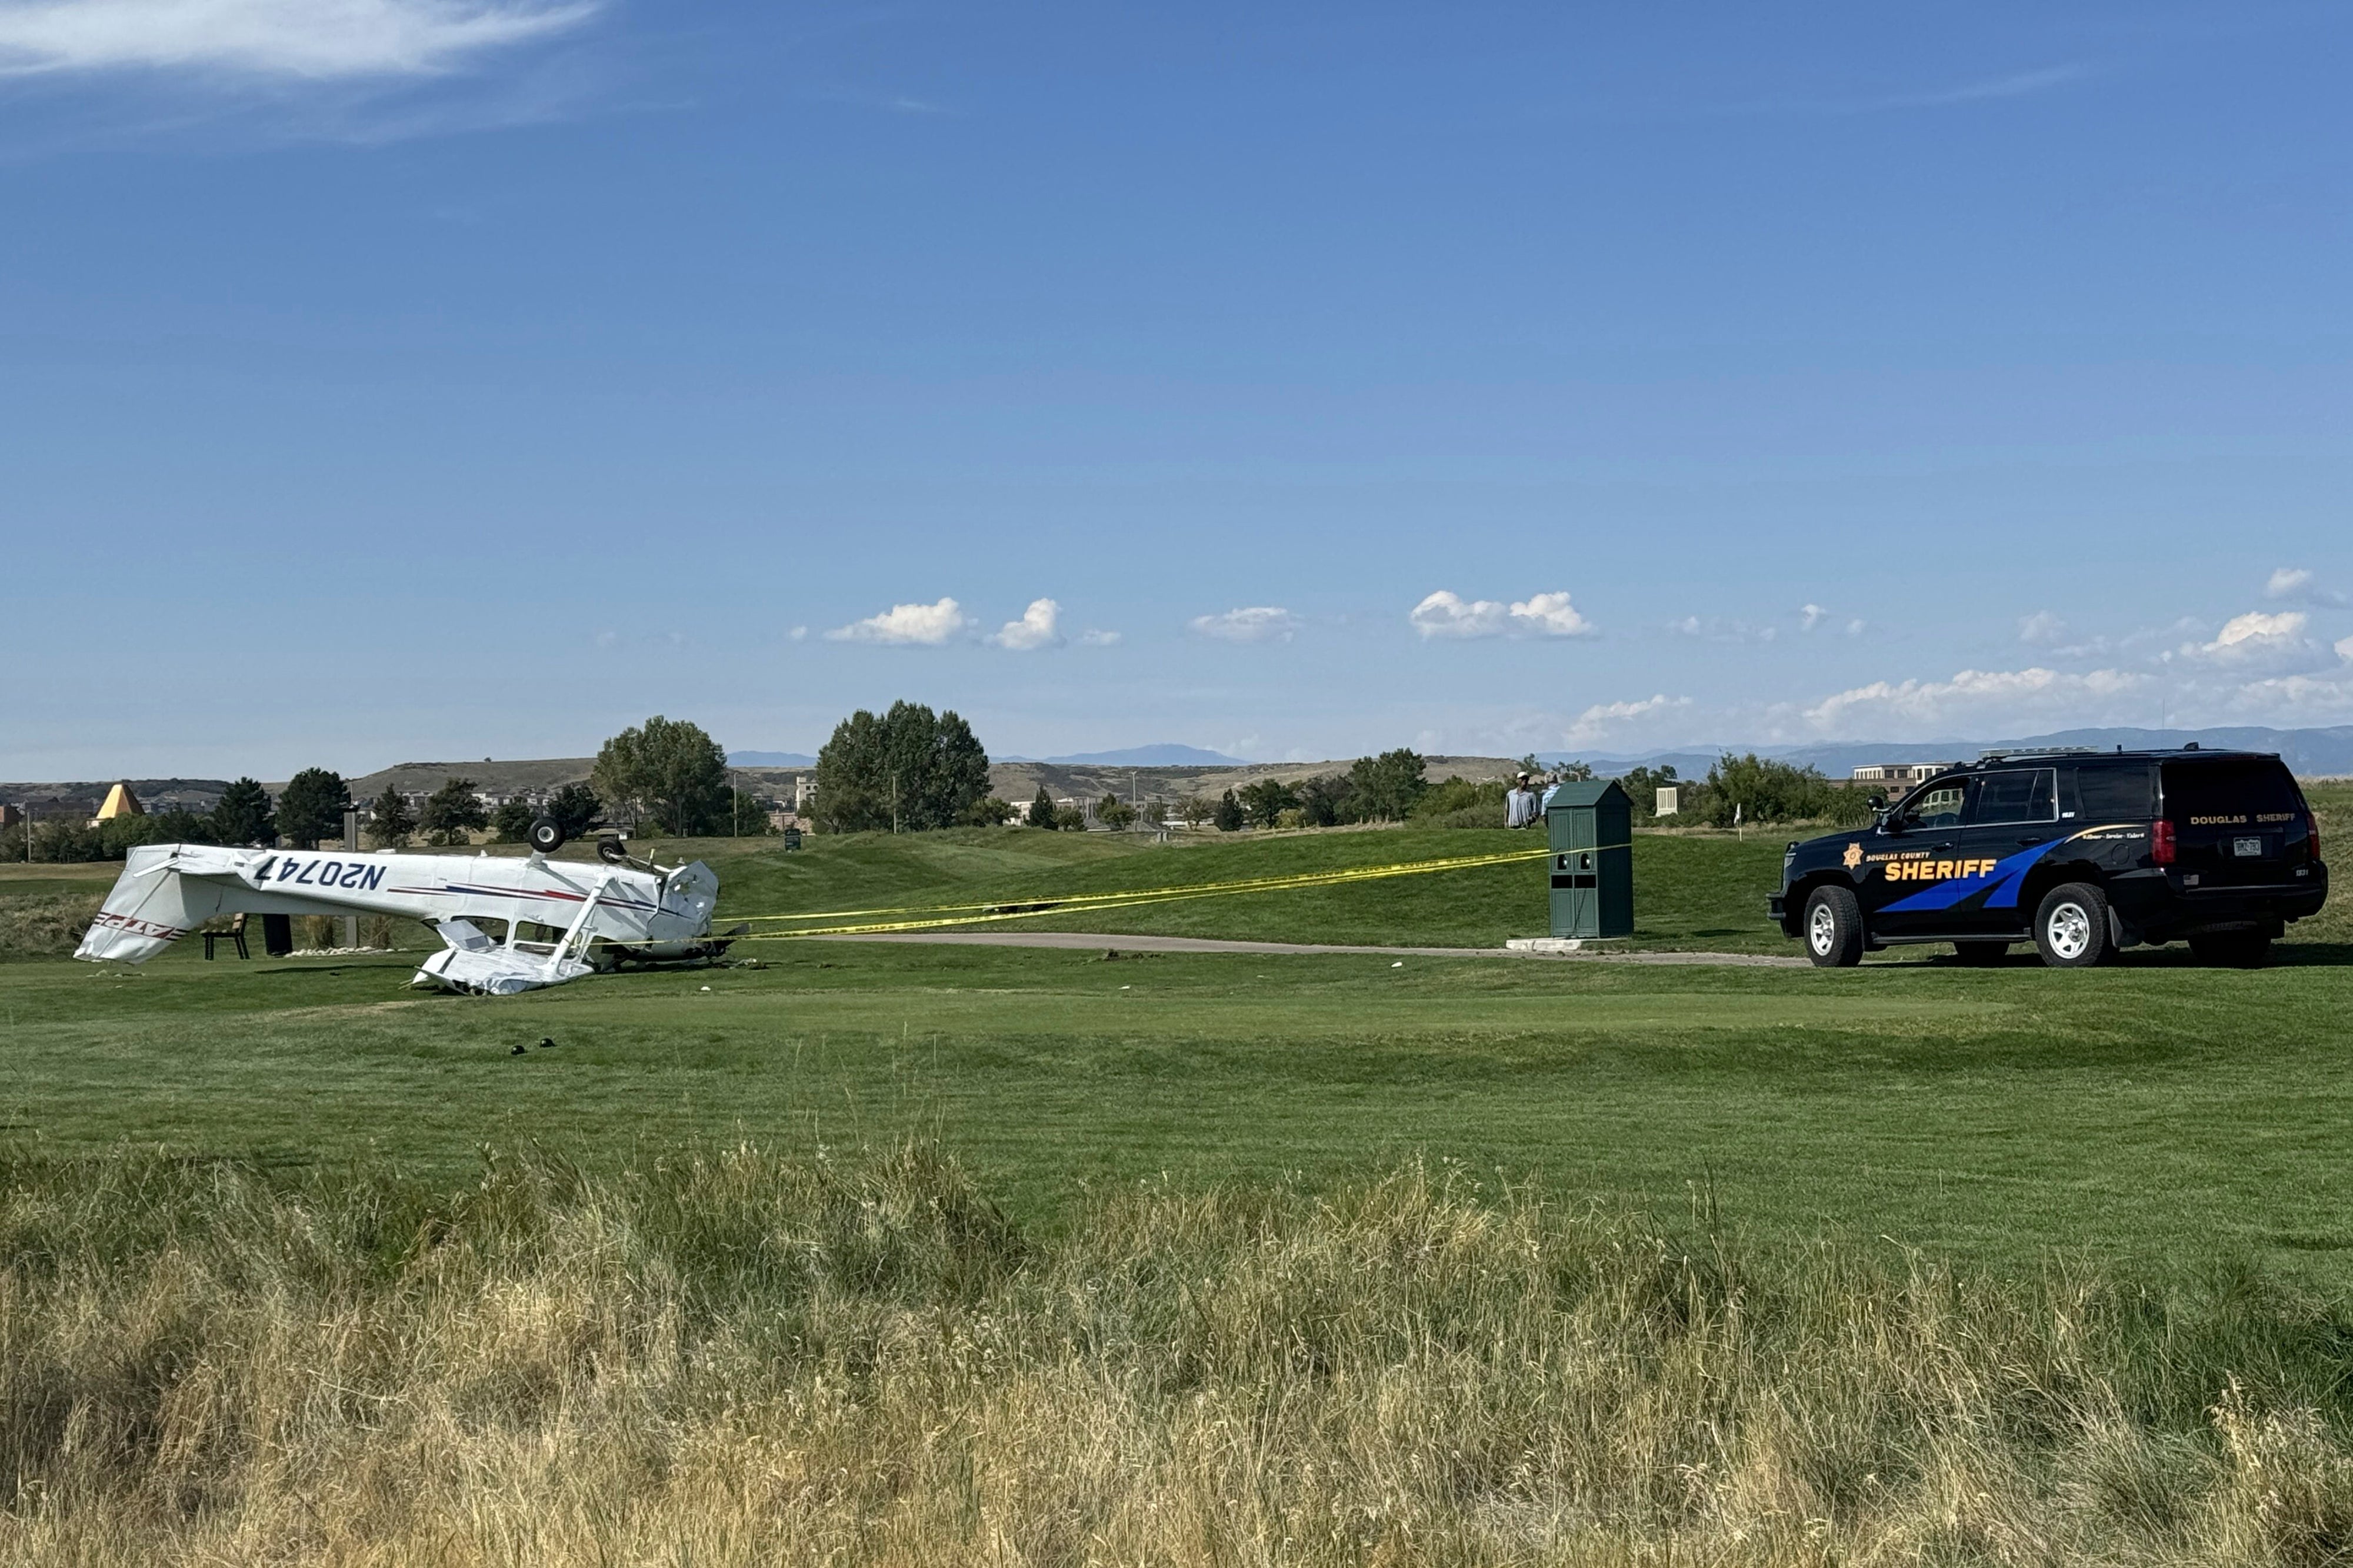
(1703, 753), (1876, 828)
(0, 892), (102, 957)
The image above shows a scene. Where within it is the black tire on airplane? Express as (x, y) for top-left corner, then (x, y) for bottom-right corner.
(528, 816), (566, 854)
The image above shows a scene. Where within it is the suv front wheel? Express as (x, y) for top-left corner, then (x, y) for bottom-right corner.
(1802, 886), (1866, 968)
(2033, 882), (2112, 969)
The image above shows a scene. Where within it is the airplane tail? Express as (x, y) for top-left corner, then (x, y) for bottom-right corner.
(75, 845), (209, 964)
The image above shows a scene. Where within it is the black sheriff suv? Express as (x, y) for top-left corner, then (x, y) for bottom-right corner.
(1769, 746), (2327, 968)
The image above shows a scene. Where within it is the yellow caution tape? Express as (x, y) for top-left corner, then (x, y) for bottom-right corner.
(712, 845), (1552, 940)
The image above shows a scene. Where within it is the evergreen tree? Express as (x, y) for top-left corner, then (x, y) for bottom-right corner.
(209, 778), (276, 846)
(545, 782), (602, 839)
(419, 778), (489, 846)
(1212, 789), (1245, 832)
(369, 790), (415, 849)
(1027, 786), (1059, 829)
(491, 798), (537, 842)
(1238, 778), (1298, 829)
(275, 768), (352, 849)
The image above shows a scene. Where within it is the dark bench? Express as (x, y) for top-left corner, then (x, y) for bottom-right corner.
(202, 914), (251, 961)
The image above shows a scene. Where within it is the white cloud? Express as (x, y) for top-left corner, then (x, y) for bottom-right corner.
(988, 598), (1062, 652)
(2018, 610), (2067, 646)
(1410, 591), (1508, 639)
(1409, 589), (1594, 640)
(1563, 694), (1689, 746)
(1802, 665), (2147, 735)
(0, 0), (596, 78)
(2339, 635), (2353, 664)
(1799, 603), (1828, 633)
(1078, 628), (1122, 647)
(2265, 566), (2345, 606)
(1511, 591), (1595, 638)
(788, 625), (808, 642)
(2172, 610), (2331, 674)
(825, 597), (970, 646)
(1191, 606), (1299, 644)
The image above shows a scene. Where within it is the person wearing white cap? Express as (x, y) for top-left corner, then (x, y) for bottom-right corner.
(1504, 772), (1539, 828)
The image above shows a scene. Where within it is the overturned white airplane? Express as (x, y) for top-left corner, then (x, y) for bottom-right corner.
(76, 839), (728, 995)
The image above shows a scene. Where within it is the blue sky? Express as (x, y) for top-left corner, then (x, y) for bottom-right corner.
(1, 1), (2348, 777)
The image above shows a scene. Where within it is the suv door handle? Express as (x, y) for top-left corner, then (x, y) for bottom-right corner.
(2017, 836), (2047, 846)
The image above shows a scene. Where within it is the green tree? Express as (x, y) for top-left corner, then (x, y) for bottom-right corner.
(1699, 754), (1868, 828)
(1212, 789), (1245, 832)
(491, 798), (536, 843)
(1347, 749), (1428, 822)
(720, 788), (776, 837)
(594, 716), (729, 836)
(1238, 778), (1298, 829)
(545, 782), (602, 840)
(369, 790), (415, 849)
(812, 702), (991, 833)
(419, 778), (489, 846)
(148, 807), (218, 846)
(1096, 793), (1136, 830)
(275, 768), (351, 849)
(1027, 786), (1059, 829)
(963, 796), (1015, 827)
(209, 778), (276, 846)
(1297, 775), (1355, 827)
(1177, 795), (1212, 829)
(1617, 763), (1679, 823)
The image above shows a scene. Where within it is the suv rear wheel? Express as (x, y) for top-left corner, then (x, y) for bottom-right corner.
(1802, 886), (1865, 968)
(2033, 883), (2112, 969)
(2189, 932), (2272, 968)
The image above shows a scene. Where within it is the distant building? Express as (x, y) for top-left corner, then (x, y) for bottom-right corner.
(1654, 786), (1679, 817)
(0, 804), (19, 830)
(1849, 762), (1957, 786)
(89, 782), (145, 827)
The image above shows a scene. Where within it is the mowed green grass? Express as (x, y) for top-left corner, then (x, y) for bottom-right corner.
(4, 792), (2347, 1282)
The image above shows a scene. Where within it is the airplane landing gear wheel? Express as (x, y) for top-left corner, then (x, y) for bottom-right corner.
(1803, 886), (1865, 968)
(596, 836), (629, 865)
(528, 816), (566, 854)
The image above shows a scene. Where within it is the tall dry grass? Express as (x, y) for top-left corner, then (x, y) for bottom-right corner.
(5, 1143), (2352, 1565)
(0, 895), (102, 961)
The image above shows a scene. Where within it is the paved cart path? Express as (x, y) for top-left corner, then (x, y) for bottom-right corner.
(810, 930), (1809, 966)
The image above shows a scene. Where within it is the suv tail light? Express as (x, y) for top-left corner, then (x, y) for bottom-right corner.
(2152, 818), (2177, 866)
(2310, 810), (2322, 863)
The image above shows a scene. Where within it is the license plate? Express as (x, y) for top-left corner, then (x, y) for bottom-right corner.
(2233, 836), (2264, 858)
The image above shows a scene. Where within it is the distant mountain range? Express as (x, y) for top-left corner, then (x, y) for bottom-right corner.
(734, 744), (1248, 769)
(1545, 725), (2353, 780)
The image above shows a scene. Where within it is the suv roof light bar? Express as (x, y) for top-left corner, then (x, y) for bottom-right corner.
(1976, 746), (2103, 761)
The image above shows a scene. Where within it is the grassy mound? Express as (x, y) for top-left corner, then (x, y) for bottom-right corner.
(5, 1143), (2353, 1563)
(0, 891), (101, 962)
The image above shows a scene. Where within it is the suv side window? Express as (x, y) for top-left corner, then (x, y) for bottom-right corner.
(1900, 776), (1973, 830)
(1965, 768), (2055, 826)
(2072, 763), (2155, 822)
